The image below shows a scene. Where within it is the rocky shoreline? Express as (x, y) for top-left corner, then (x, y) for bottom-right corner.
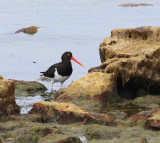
(0, 26), (160, 143)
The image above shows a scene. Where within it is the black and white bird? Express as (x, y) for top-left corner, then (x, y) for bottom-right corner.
(40, 51), (83, 91)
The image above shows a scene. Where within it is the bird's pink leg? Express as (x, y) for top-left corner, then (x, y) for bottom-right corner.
(60, 82), (64, 88)
(51, 82), (53, 91)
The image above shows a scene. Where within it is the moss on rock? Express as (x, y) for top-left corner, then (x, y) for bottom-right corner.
(13, 80), (47, 96)
(85, 124), (121, 140)
(29, 126), (61, 135)
(38, 133), (82, 143)
(133, 95), (160, 108)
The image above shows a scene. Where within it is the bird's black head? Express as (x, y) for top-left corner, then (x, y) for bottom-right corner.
(61, 51), (73, 61)
(61, 51), (84, 66)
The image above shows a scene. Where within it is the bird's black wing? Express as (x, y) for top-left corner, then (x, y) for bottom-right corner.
(40, 62), (61, 78)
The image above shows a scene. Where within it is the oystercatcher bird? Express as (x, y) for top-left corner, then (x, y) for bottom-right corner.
(40, 51), (83, 91)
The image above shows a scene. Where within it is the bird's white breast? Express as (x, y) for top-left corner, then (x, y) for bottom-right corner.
(53, 68), (69, 83)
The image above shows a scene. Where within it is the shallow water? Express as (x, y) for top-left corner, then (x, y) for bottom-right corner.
(78, 135), (87, 143)
(0, 0), (160, 113)
(16, 95), (45, 114)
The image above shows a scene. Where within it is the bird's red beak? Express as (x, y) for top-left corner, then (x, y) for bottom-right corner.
(71, 57), (84, 67)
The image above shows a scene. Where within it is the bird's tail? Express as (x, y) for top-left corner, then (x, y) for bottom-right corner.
(40, 72), (45, 76)
(37, 76), (52, 82)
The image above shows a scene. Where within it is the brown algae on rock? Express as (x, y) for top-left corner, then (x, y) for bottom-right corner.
(119, 3), (153, 7)
(30, 101), (114, 125)
(0, 77), (20, 119)
(99, 26), (160, 96)
(15, 26), (39, 34)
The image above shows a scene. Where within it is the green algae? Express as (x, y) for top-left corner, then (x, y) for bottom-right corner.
(58, 90), (120, 113)
(133, 95), (160, 107)
(13, 125), (61, 143)
(1, 114), (160, 143)
(14, 80), (47, 96)
(57, 124), (86, 137)
(124, 116), (147, 127)
(89, 140), (111, 143)
(38, 133), (82, 143)
(29, 126), (61, 135)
